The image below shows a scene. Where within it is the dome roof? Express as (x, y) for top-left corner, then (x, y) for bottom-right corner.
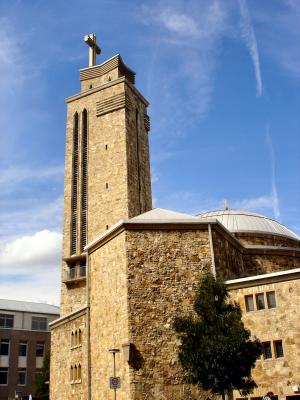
(197, 209), (299, 241)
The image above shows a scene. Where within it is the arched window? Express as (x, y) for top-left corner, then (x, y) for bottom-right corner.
(71, 331), (74, 348)
(71, 112), (79, 255)
(78, 364), (81, 381)
(81, 109), (88, 252)
(74, 365), (78, 382)
(78, 329), (82, 345)
(70, 366), (74, 383)
(75, 330), (78, 346)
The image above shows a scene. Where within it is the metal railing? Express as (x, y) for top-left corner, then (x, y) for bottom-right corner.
(63, 266), (86, 282)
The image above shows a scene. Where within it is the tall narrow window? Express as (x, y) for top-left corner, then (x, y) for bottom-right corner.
(19, 342), (27, 357)
(262, 342), (272, 359)
(267, 291), (276, 309)
(78, 364), (81, 381)
(245, 295), (254, 312)
(71, 112), (79, 255)
(81, 109), (88, 252)
(274, 340), (284, 358)
(0, 340), (9, 356)
(256, 293), (265, 310)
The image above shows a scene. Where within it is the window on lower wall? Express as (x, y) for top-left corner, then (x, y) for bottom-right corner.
(262, 341), (272, 359)
(18, 369), (26, 385)
(0, 314), (14, 328)
(267, 291), (276, 308)
(70, 366), (74, 383)
(19, 342), (27, 357)
(36, 342), (44, 357)
(0, 339), (9, 356)
(274, 340), (284, 358)
(0, 368), (8, 385)
(245, 295), (254, 311)
(256, 293), (265, 310)
(32, 316), (47, 331)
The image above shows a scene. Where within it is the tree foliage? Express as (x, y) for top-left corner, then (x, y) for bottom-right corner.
(173, 273), (261, 398)
(34, 350), (50, 400)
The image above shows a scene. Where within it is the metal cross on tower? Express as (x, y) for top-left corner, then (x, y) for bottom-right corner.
(84, 33), (101, 67)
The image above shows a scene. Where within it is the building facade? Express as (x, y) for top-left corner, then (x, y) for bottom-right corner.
(0, 299), (59, 400)
(50, 43), (300, 400)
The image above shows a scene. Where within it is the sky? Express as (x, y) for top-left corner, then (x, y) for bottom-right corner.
(0, 0), (299, 305)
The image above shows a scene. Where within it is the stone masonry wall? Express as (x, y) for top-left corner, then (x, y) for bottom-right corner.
(125, 84), (152, 217)
(126, 229), (213, 400)
(229, 279), (300, 399)
(61, 78), (152, 316)
(243, 253), (300, 276)
(234, 233), (300, 248)
(212, 229), (245, 279)
(50, 313), (87, 400)
(89, 232), (132, 400)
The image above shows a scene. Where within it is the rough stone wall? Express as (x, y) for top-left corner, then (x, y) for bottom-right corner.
(229, 279), (300, 399)
(125, 84), (152, 217)
(81, 68), (120, 91)
(50, 313), (87, 400)
(88, 232), (132, 400)
(126, 229), (213, 400)
(212, 229), (244, 279)
(234, 233), (300, 248)
(243, 253), (300, 276)
(61, 78), (152, 316)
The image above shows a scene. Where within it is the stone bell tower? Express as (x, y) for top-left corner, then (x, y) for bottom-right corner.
(60, 34), (152, 315)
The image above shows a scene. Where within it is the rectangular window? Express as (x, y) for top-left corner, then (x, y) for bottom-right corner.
(36, 342), (45, 357)
(0, 339), (9, 356)
(262, 341), (272, 359)
(18, 369), (26, 385)
(256, 293), (265, 310)
(267, 291), (276, 309)
(69, 265), (76, 279)
(19, 342), (27, 357)
(32, 316), (47, 331)
(274, 340), (284, 358)
(80, 265), (86, 277)
(245, 295), (254, 312)
(0, 367), (8, 385)
(0, 314), (14, 328)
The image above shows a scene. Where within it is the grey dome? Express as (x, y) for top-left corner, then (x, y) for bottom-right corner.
(197, 209), (299, 241)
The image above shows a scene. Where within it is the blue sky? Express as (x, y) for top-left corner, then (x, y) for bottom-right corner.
(0, 0), (299, 304)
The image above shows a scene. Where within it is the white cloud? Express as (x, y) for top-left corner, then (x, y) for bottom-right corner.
(252, 1), (300, 80)
(266, 126), (280, 219)
(0, 230), (61, 304)
(0, 230), (62, 273)
(238, 0), (263, 96)
(0, 165), (64, 194)
(233, 194), (279, 216)
(141, 0), (230, 135)
(159, 11), (200, 37)
(0, 196), (63, 240)
(0, 18), (25, 93)
(0, 271), (60, 305)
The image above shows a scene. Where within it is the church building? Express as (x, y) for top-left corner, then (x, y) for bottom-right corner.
(50, 35), (300, 400)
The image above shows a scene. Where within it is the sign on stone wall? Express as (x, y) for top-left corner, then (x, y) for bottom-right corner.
(109, 376), (121, 389)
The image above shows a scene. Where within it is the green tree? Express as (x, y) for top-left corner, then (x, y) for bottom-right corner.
(173, 272), (261, 399)
(34, 350), (50, 400)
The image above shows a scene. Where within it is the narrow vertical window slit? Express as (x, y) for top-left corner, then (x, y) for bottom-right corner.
(71, 112), (79, 255)
(81, 109), (88, 252)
